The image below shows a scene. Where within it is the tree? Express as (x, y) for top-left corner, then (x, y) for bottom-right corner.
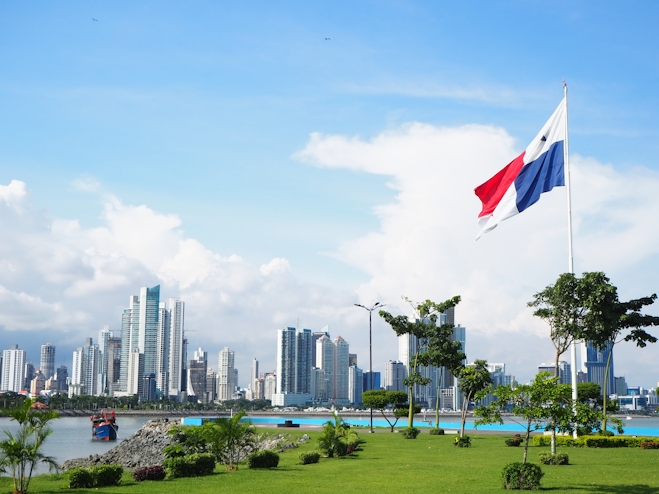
(379, 296), (461, 429)
(0, 398), (59, 494)
(361, 390), (408, 432)
(318, 414), (359, 457)
(417, 318), (466, 431)
(474, 373), (572, 464)
(207, 412), (256, 470)
(456, 359), (492, 438)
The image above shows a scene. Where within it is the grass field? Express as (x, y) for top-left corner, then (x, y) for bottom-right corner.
(3, 430), (659, 493)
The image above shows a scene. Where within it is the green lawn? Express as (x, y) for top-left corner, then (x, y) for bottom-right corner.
(4, 431), (659, 493)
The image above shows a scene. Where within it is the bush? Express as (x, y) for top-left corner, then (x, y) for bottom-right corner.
(501, 462), (544, 490)
(596, 429), (615, 437)
(164, 453), (216, 478)
(299, 451), (321, 465)
(67, 467), (95, 489)
(533, 434), (659, 449)
(247, 450), (280, 469)
(538, 452), (569, 465)
(640, 440), (659, 450)
(90, 465), (123, 487)
(133, 465), (167, 481)
(505, 438), (523, 447)
(429, 428), (445, 436)
(454, 435), (471, 448)
(402, 427), (420, 439)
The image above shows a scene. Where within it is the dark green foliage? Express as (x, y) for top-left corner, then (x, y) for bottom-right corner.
(402, 427), (420, 439)
(457, 360), (493, 437)
(67, 467), (95, 489)
(318, 415), (360, 457)
(163, 453), (216, 478)
(90, 464), (123, 486)
(597, 429), (614, 436)
(299, 451), (321, 464)
(532, 435), (659, 448)
(247, 450), (280, 468)
(501, 462), (544, 490)
(133, 465), (167, 481)
(362, 390), (408, 432)
(428, 428), (444, 435)
(538, 452), (569, 465)
(454, 435), (471, 448)
(640, 440), (659, 449)
(505, 438), (523, 447)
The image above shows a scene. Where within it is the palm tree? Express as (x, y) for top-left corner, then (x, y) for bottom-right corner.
(208, 412), (256, 470)
(0, 398), (60, 493)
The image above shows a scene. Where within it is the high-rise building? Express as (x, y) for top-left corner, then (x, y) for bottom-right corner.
(384, 360), (406, 391)
(250, 358), (259, 391)
(56, 365), (68, 392)
(126, 349), (144, 396)
(30, 371), (45, 395)
(311, 328), (330, 367)
(187, 358), (207, 402)
(218, 347), (235, 401)
(615, 376), (628, 396)
(538, 361), (571, 384)
(348, 353), (358, 367)
(40, 343), (56, 380)
(98, 327), (112, 394)
(264, 373), (276, 401)
(71, 338), (101, 396)
(167, 298), (185, 399)
(581, 341), (615, 396)
(333, 336), (350, 402)
(106, 337), (121, 395)
(23, 362), (35, 392)
(348, 365), (363, 405)
(315, 334), (350, 403)
(363, 371), (381, 391)
(273, 327), (312, 406)
(1, 345), (26, 392)
(206, 368), (217, 402)
(156, 303), (170, 398)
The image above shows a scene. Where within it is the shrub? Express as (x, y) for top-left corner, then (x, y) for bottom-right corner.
(402, 427), (420, 439)
(501, 462), (544, 490)
(505, 438), (523, 447)
(538, 452), (569, 465)
(429, 428), (445, 436)
(640, 440), (659, 450)
(247, 450), (280, 469)
(133, 465), (167, 481)
(596, 429), (614, 437)
(67, 467), (95, 489)
(90, 465), (123, 487)
(164, 453), (216, 478)
(454, 435), (471, 448)
(299, 451), (321, 465)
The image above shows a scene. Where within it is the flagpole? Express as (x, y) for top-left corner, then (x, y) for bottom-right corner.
(564, 81), (579, 439)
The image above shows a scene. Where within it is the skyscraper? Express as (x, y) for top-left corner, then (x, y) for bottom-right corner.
(250, 358), (259, 391)
(581, 341), (615, 396)
(315, 334), (350, 403)
(311, 328), (330, 368)
(40, 343), (56, 380)
(348, 365), (363, 405)
(71, 338), (101, 396)
(273, 327), (312, 406)
(167, 298), (185, 399)
(384, 360), (406, 391)
(98, 327), (112, 394)
(218, 347), (235, 401)
(1, 345), (26, 392)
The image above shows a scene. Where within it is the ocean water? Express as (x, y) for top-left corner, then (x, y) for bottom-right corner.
(1, 413), (658, 473)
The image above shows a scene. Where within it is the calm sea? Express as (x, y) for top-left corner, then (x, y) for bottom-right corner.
(1, 413), (658, 474)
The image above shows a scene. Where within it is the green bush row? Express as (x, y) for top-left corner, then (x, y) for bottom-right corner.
(163, 453), (216, 478)
(428, 428), (445, 436)
(247, 450), (280, 468)
(67, 465), (123, 489)
(532, 435), (659, 448)
(538, 452), (569, 465)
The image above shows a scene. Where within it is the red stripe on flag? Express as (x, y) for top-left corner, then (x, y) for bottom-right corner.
(474, 152), (525, 218)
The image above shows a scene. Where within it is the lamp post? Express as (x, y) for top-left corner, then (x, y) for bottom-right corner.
(354, 302), (385, 433)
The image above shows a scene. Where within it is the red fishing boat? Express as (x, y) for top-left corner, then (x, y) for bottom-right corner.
(90, 410), (119, 441)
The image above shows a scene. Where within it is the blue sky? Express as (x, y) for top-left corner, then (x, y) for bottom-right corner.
(1, 1), (659, 388)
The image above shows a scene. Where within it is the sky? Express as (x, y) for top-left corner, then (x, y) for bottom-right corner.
(1, 1), (659, 389)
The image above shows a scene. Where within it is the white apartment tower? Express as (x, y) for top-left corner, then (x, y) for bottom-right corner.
(218, 347), (235, 401)
(316, 334), (350, 403)
(273, 327), (312, 406)
(1, 345), (26, 392)
(167, 298), (185, 398)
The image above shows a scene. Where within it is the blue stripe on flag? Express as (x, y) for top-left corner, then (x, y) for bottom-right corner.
(514, 141), (565, 213)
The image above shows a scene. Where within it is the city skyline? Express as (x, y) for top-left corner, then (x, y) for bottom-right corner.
(1, 3), (659, 388)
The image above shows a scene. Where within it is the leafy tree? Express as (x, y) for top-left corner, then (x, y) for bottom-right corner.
(417, 317), (466, 431)
(456, 359), (492, 438)
(474, 373), (572, 464)
(379, 296), (461, 429)
(361, 390), (408, 432)
(318, 414), (358, 457)
(207, 412), (256, 470)
(0, 397), (60, 494)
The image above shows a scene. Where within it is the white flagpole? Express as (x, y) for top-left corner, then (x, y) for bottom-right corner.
(564, 81), (579, 439)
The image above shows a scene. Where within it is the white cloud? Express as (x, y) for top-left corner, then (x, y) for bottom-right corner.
(296, 122), (659, 385)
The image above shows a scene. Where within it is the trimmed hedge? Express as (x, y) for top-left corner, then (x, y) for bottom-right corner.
(538, 452), (569, 465)
(163, 453), (216, 478)
(299, 451), (321, 465)
(402, 427), (420, 439)
(532, 435), (659, 448)
(640, 440), (659, 450)
(67, 465), (123, 488)
(247, 450), (280, 469)
(429, 428), (445, 436)
(133, 465), (167, 481)
(501, 462), (544, 490)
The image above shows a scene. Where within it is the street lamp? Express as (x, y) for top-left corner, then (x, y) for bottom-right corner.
(354, 301), (385, 433)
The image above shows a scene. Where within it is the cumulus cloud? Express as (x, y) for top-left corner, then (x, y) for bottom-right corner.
(296, 122), (659, 384)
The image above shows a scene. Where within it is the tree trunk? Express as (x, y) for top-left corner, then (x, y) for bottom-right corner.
(602, 345), (613, 432)
(551, 349), (560, 455)
(435, 368), (443, 428)
(460, 391), (472, 438)
(523, 419), (532, 464)
(408, 384), (415, 428)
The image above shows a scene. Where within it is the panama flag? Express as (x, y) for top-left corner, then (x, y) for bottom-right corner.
(475, 97), (567, 239)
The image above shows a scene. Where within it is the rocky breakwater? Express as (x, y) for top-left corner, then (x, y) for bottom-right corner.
(62, 419), (176, 471)
(61, 419), (311, 471)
